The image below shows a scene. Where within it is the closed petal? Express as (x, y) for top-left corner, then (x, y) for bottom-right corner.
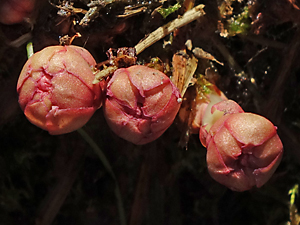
(225, 113), (276, 148)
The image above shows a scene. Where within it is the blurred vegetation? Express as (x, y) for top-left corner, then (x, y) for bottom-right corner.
(1, 0), (300, 225)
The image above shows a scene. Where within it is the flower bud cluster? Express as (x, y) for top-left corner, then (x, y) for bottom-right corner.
(17, 45), (283, 191)
(17, 46), (182, 144)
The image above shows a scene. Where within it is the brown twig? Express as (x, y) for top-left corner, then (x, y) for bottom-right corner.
(134, 4), (205, 55)
(211, 35), (244, 73)
(239, 34), (286, 49)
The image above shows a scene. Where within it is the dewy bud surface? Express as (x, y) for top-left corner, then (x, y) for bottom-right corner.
(103, 65), (182, 145)
(17, 45), (102, 135)
(205, 111), (283, 192)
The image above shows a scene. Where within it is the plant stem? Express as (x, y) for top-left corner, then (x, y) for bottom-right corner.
(77, 128), (127, 225)
(134, 4), (205, 55)
(26, 41), (34, 58)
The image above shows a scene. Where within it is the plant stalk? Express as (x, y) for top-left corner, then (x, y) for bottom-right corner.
(77, 128), (127, 225)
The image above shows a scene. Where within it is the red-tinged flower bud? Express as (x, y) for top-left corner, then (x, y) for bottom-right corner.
(17, 45), (102, 135)
(200, 100), (244, 146)
(103, 65), (182, 145)
(193, 92), (229, 135)
(205, 110), (283, 192)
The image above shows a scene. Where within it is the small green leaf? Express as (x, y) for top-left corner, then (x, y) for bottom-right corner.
(157, 3), (181, 19)
(289, 184), (299, 205)
(197, 74), (214, 95)
(227, 6), (251, 36)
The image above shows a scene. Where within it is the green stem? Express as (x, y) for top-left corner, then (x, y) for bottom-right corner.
(77, 128), (127, 225)
(26, 42), (34, 58)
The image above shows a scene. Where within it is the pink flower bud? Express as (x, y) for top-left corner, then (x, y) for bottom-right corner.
(200, 100), (244, 146)
(194, 92), (229, 133)
(17, 45), (102, 135)
(204, 107), (283, 191)
(103, 65), (182, 145)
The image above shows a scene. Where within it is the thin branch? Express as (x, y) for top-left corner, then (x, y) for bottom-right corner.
(77, 128), (127, 225)
(211, 34), (263, 107)
(134, 4), (205, 55)
(239, 34), (286, 49)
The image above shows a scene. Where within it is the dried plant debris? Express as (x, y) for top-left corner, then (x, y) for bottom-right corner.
(192, 47), (223, 65)
(171, 50), (198, 97)
(117, 5), (147, 18)
(50, 0), (87, 17)
(49, 0), (163, 27)
(218, 0), (234, 18)
(93, 47), (137, 83)
(250, 0), (300, 34)
(135, 4), (205, 54)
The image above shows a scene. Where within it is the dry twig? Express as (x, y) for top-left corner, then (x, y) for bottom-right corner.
(134, 4), (205, 55)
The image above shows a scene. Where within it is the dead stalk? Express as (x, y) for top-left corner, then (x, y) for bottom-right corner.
(134, 4), (205, 55)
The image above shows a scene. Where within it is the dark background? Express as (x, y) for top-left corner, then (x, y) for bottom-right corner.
(1, 0), (300, 224)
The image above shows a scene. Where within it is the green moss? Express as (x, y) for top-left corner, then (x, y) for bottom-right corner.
(227, 6), (251, 36)
(157, 2), (181, 19)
